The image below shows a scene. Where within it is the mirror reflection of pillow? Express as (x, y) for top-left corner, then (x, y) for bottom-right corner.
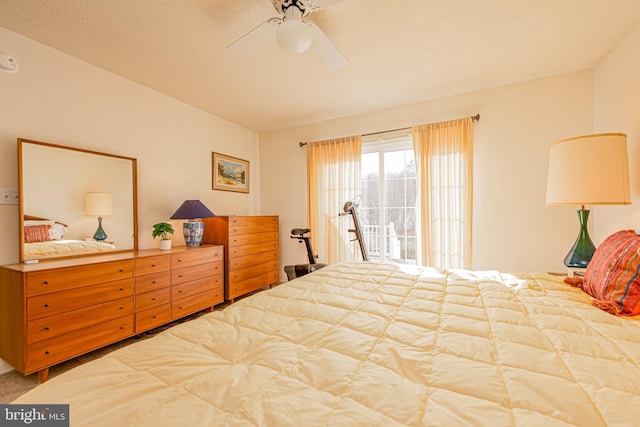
(49, 223), (68, 240)
(24, 219), (68, 240)
(24, 224), (52, 243)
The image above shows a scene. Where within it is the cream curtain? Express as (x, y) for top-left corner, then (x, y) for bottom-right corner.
(307, 136), (362, 264)
(412, 118), (473, 269)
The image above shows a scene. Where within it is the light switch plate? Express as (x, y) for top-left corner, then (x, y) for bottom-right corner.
(0, 188), (19, 205)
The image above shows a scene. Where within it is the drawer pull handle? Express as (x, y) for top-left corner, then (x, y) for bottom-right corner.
(178, 274), (183, 278)
(119, 288), (124, 291)
(120, 306), (124, 310)
(152, 264), (156, 267)
(44, 351), (49, 355)
(44, 326), (49, 331)
(152, 315), (157, 319)
(44, 304), (49, 308)
(178, 290), (183, 293)
(43, 281), (49, 285)
(120, 326), (124, 330)
(119, 269), (124, 273)
(151, 297), (156, 301)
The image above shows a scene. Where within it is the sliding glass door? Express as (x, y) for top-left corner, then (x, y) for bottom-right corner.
(360, 137), (417, 264)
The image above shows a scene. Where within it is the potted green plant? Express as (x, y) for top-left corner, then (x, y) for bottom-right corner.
(152, 222), (175, 250)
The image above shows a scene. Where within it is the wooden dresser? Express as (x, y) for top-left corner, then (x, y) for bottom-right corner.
(203, 216), (279, 302)
(0, 245), (223, 381)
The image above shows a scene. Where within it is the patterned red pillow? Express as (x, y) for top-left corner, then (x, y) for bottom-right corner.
(581, 230), (640, 316)
(24, 224), (52, 243)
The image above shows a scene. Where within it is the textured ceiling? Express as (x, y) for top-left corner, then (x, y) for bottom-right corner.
(1, 0), (639, 132)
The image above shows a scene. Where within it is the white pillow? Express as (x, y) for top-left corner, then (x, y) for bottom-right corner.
(49, 223), (68, 240)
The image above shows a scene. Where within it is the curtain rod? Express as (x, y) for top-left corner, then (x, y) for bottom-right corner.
(298, 113), (480, 147)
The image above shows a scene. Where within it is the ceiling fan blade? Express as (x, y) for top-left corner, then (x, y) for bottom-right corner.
(227, 18), (281, 57)
(309, 23), (347, 71)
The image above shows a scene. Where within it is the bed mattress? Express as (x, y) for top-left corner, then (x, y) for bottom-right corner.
(13, 261), (640, 426)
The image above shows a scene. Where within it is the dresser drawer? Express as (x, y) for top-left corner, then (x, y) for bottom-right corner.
(229, 231), (278, 246)
(172, 261), (223, 285)
(26, 260), (134, 296)
(229, 216), (278, 228)
(172, 289), (223, 320)
(230, 250), (279, 271)
(171, 246), (223, 269)
(135, 255), (170, 276)
(229, 241), (278, 258)
(136, 287), (171, 311)
(229, 222), (278, 236)
(27, 297), (133, 344)
(27, 278), (134, 320)
(229, 261), (279, 284)
(135, 304), (172, 334)
(135, 271), (171, 294)
(172, 275), (223, 300)
(228, 270), (279, 301)
(26, 315), (134, 373)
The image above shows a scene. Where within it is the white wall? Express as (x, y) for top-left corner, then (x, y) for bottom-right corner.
(260, 71), (595, 274)
(0, 27), (260, 265)
(592, 20), (640, 239)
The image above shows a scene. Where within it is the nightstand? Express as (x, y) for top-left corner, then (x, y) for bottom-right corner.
(547, 268), (585, 277)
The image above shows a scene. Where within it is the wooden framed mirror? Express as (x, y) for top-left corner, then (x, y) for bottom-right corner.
(18, 138), (138, 262)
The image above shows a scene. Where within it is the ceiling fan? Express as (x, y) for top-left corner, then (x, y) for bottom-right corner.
(227, 0), (348, 71)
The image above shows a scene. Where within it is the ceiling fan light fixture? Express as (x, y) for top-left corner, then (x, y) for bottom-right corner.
(276, 19), (312, 54)
(227, 0), (347, 69)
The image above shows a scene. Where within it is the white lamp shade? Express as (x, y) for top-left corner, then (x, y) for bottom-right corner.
(276, 18), (312, 54)
(85, 192), (114, 216)
(546, 133), (631, 206)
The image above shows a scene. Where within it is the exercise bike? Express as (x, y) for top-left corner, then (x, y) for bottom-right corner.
(284, 228), (327, 281)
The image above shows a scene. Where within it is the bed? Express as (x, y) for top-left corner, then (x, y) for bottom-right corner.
(12, 257), (640, 426)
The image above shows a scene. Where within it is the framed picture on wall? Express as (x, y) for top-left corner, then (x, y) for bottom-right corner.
(212, 152), (250, 193)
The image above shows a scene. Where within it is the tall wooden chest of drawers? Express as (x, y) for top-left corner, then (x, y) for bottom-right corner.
(0, 245), (224, 381)
(203, 216), (279, 302)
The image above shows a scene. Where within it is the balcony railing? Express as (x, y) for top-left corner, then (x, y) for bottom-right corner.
(361, 223), (401, 259)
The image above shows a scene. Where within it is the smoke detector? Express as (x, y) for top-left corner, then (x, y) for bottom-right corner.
(0, 53), (19, 73)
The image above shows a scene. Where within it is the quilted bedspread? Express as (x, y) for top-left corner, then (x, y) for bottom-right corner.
(24, 240), (116, 257)
(14, 262), (640, 426)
